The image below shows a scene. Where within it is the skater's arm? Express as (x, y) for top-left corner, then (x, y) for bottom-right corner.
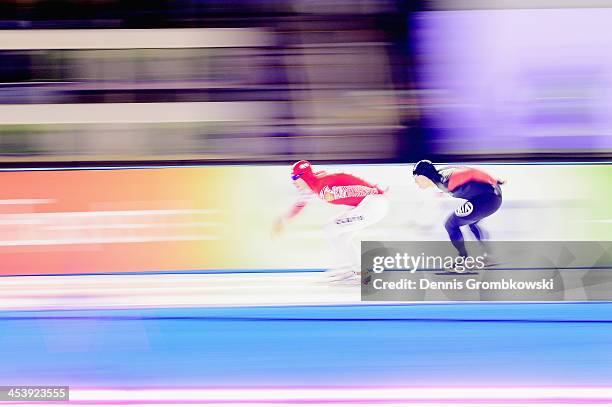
(281, 200), (308, 222)
(272, 193), (313, 237)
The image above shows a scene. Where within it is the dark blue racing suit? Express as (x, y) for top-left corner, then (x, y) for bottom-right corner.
(435, 167), (503, 257)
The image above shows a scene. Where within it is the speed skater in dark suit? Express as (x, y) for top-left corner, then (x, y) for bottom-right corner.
(412, 160), (504, 259)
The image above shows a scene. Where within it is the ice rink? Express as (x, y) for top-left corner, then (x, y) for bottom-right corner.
(1, 270), (612, 406)
(0, 163), (610, 405)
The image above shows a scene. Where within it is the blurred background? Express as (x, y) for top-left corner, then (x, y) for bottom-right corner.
(0, 0), (610, 166)
(1, 2), (612, 405)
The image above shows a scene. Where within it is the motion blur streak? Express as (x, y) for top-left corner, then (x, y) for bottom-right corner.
(18, 405), (612, 407)
(0, 1), (610, 406)
(1, 303), (611, 390)
(40, 387), (612, 404)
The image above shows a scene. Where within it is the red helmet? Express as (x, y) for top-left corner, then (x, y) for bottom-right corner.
(291, 160), (314, 181)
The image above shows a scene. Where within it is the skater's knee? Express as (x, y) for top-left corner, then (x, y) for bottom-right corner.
(444, 216), (459, 233)
(444, 216), (464, 241)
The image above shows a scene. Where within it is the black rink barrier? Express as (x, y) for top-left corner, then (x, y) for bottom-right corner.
(361, 241), (612, 301)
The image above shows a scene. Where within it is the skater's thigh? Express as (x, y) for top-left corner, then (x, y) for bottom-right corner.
(327, 195), (388, 236)
(446, 194), (499, 229)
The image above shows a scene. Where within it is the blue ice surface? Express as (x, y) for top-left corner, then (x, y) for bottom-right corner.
(0, 302), (611, 387)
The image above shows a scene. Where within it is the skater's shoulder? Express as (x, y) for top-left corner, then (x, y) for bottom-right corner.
(440, 165), (466, 173)
(437, 166), (456, 181)
(319, 171), (362, 182)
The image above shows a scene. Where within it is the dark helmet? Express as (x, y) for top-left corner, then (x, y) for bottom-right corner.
(412, 159), (441, 182)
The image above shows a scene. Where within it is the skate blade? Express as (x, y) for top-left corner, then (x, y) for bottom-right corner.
(435, 271), (480, 276)
(325, 270), (359, 284)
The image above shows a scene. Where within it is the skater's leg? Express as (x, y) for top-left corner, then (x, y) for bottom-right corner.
(325, 195), (389, 274)
(445, 214), (468, 257)
(468, 222), (484, 241)
(469, 222), (498, 256)
(324, 226), (358, 271)
(446, 194), (502, 257)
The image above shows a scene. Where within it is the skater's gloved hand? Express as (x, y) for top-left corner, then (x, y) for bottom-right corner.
(271, 217), (286, 239)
